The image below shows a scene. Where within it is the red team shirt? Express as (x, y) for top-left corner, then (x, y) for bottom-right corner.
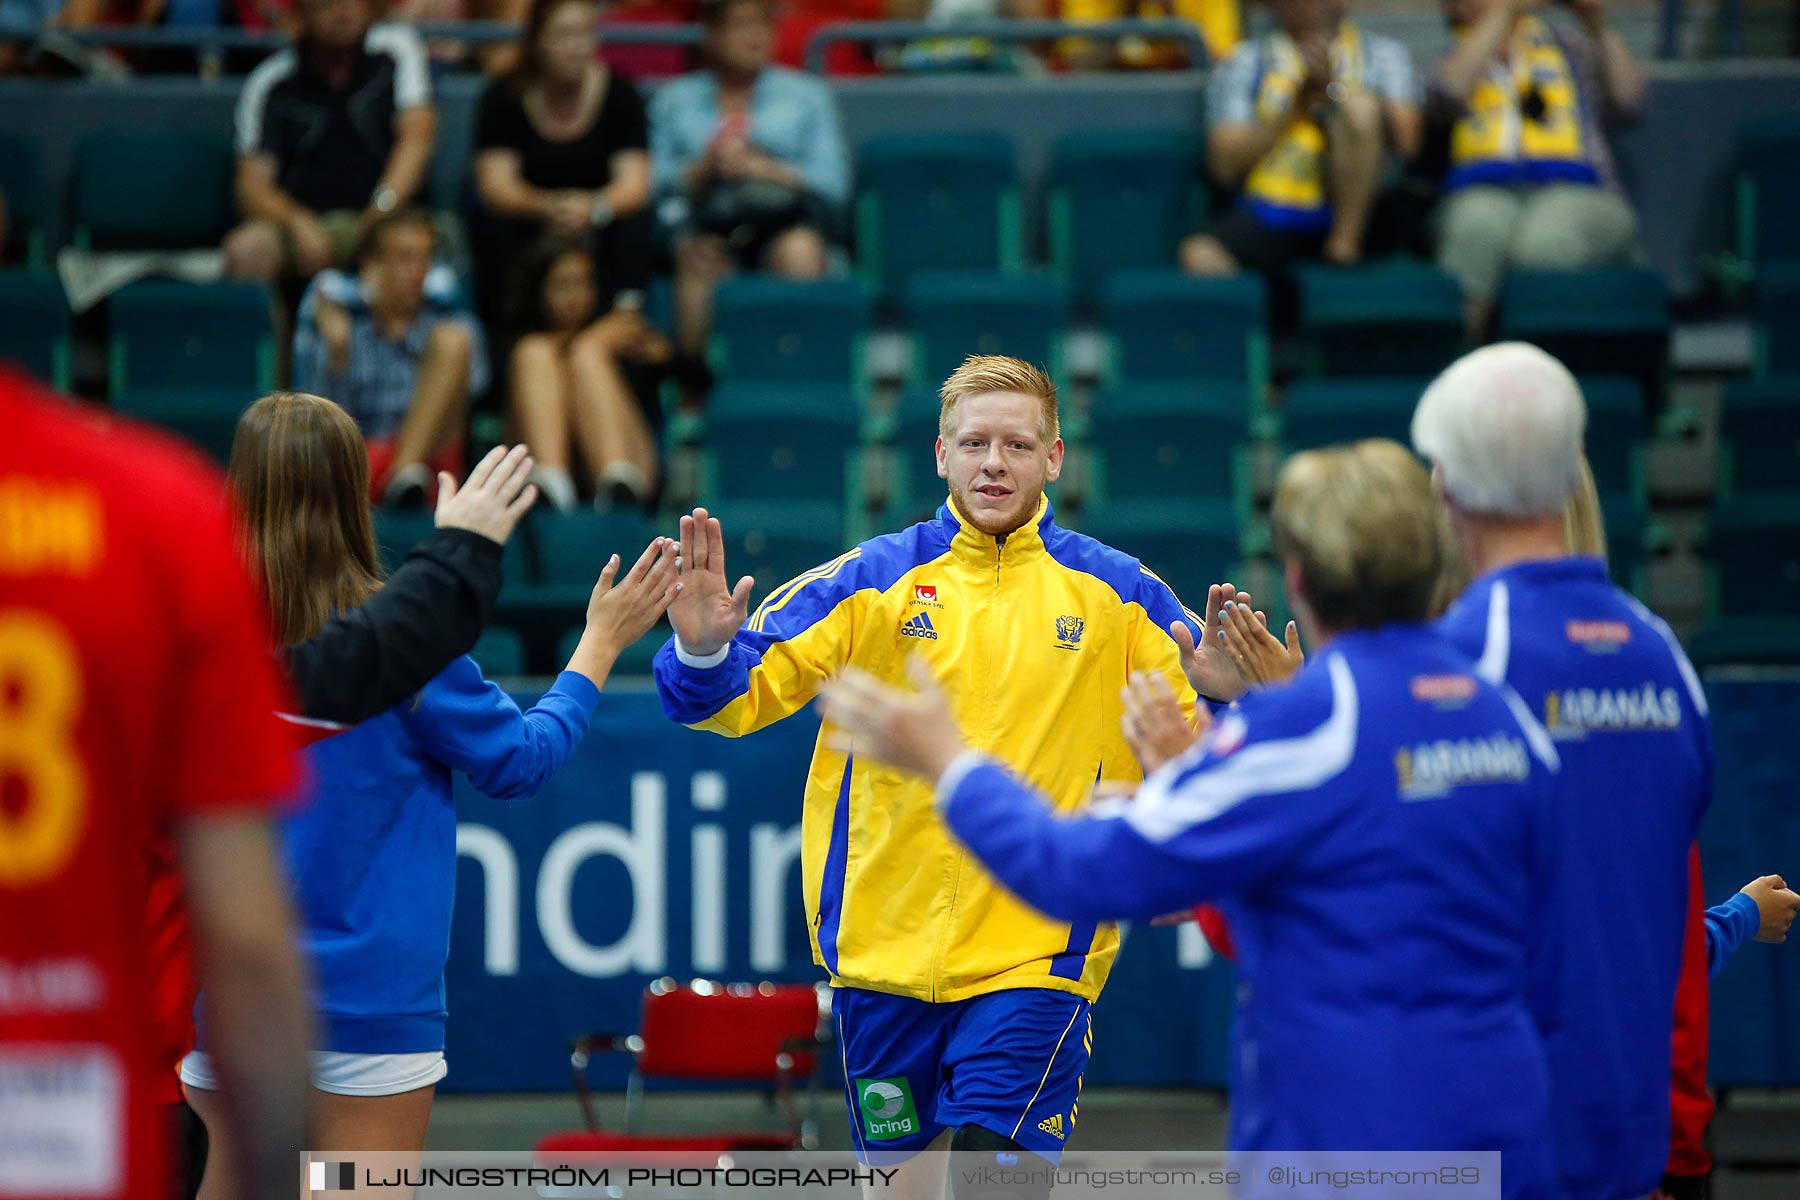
(0, 373), (296, 1200)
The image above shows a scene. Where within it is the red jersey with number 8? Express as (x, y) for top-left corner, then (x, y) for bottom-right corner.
(0, 373), (296, 1199)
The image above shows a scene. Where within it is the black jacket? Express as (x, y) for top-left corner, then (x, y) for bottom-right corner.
(283, 528), (505, 724)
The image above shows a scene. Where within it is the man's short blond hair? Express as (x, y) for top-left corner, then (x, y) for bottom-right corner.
(1273, 439), (1444, 631)
(938, 355), (1059, 443)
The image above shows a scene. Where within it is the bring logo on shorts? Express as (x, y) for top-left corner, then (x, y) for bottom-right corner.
(856, 1077), (920, 1140)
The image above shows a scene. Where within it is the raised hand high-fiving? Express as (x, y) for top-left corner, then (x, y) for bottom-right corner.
(669, 507), (755, 657)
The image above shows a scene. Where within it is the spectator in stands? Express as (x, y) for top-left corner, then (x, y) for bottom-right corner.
(292, 210), (486, 508)
(472, 0), (655, 328)
(651, 0), (849, 359)
(224, 0), (436, 285)
(1430, 0), (1646, 334)
(1059, 0), (1238, 71)
(1179, 0), (1421, 276)
(506, 236), (664, 511)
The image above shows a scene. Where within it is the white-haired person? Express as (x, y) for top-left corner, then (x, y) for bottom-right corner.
(823, 439), (1563, 1198)
(1419, 362), (1796, 1199)
(1415, 342), (1708, 1200)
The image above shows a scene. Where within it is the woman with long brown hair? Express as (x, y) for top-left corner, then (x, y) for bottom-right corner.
(181, 392), (678, 1195)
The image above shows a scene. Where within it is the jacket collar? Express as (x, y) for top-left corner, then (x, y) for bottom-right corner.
(936, 494), (1053, 567)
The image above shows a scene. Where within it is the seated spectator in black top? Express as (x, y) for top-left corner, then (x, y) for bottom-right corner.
(506, 236), (665, 512)
(224, 0), (437, 285)
(472, 0), (655, 327)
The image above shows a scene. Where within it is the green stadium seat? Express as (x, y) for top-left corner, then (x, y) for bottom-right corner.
(0, 271), (70, 389)
(0, 134), (47, 267)
(1496, 267), (1670, 404)
(70, 130), (235, 250)
(709, 277), (870, 384)
(471, 628), (527, 677)
(1087, 385), (1247, 509)
(108, 280), (277, 460)
(719, 500), (848, 610)
(1709, 496), (1800, 618)
(556, 621), (666, 677)
(1061, 501), (1240, 610)
(889, 405), (949, 519)
(1100, 270), (1268, 391)
(513, 510), (659, 674)
(1733, 118), (1800, 270)
(856, 133), (1021, 301)
(522, 510), (656, 608)
(373, 512), (437, 572)
(705, 386), (858, 502)
(1280, 378), (1428, 452)
(1600, 492), (1647, 595)
(1752, 258), (1800, 376)
(902, 272), (1069, 387)
(110, 280), (275, 389)
(1578, 376), (1648, 502)
(1718, 376), (1800, 498)
(1295, 261), (1466, 378)
(1688, 617), (1800, 670)
(1045, 130), (1205, 308)
(376, 510), (530, 584)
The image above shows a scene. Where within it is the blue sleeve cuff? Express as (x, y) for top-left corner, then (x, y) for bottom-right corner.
(549, 669), (602, 713)
(674, 635), (731, 669)
(934, 750), (993, 813)
(1723, 890), (1762, 939)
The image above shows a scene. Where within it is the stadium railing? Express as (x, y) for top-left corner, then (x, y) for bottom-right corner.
(65, 17), (1212, 70)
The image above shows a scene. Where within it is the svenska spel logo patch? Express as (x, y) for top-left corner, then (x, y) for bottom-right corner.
(856, 1076), (919, 1140)
(914, 584), (937, 603)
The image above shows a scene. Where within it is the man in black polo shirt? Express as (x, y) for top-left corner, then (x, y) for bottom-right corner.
(224, 0), (437, 285)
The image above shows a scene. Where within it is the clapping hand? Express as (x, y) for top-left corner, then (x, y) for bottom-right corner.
(818, 657), (968, 783)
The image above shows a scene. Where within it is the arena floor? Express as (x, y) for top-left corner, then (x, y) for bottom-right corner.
(429, 1088), (1800, 1196)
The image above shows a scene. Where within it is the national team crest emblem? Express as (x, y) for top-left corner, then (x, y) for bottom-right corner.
(1054, 615), (1085, 650)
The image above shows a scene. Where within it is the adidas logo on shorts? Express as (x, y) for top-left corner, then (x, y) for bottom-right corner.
(1037, 1112), (1065, 1140)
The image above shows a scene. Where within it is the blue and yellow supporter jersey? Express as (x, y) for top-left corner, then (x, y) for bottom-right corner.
(653, 496), (1201, 1003)
(1438, 558), (1711, 1200)
(933, 626), (1562, 1195)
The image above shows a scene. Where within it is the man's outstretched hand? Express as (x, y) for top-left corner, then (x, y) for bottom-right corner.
(668, 506), (755, 658)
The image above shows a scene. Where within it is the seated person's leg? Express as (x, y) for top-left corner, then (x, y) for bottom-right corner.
(1508, 183), (1639, 271)
(1320, 86), (1386, 266)
(1183, 206), (1324, 278)
(1179, 232), (1240, 277)
(762, 224), (829, 280)
(222, 219), (284, 282)
(508, 334), (579, 513)
(674, 233), (732, 359)
(567, 326), (658, 508)
(1435, 184), (1524, 336)
(383, 320), (475, 505)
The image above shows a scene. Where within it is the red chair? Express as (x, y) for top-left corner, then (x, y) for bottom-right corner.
(534, 979), (830, 1159)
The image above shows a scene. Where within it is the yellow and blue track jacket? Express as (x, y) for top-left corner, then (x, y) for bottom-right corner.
(652, 497), (1202, 1003)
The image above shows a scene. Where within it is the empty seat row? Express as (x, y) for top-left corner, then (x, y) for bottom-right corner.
(708, 264), (1670, 401)
(0, 273), (275, 456)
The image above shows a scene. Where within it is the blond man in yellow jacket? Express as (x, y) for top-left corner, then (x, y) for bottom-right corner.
(653, 356), (1257, 1189)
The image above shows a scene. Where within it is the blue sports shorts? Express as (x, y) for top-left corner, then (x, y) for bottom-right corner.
(833, 985), (1091, 1165)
